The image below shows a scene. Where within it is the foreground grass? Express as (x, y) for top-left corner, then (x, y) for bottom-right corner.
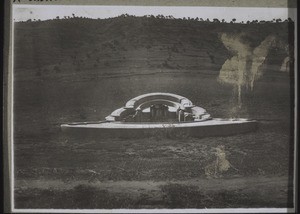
(13, 120), (294, 209)
(15, 121), (292, 181)
(15, 176), (292, 209)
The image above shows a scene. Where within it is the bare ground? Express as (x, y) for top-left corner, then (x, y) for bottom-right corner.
(15, 176), (291, 209)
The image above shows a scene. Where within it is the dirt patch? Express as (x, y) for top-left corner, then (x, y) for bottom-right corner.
(15, 176), (292, 209)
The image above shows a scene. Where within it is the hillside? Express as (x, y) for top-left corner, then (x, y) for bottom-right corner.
(13, 16), (294, 81)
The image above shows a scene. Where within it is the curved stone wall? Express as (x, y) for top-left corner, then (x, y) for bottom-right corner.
(125, 92), (193, 109)
(105, 92), (210, 122)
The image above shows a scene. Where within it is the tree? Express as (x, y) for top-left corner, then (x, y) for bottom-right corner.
(232, 18), (236, 23)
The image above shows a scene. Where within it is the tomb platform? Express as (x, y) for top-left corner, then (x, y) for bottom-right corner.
(61, 93), (258, 138)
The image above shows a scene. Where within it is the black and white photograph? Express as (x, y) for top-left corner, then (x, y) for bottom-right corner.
(6, 0), (297, 212)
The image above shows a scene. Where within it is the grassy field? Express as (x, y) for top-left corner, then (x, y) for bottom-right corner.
(13, 72), (294, 209)
(13, 17), (294, 209)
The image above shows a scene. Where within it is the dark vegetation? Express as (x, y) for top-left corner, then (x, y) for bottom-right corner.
(14, 15), (293, 81)
(13, 15), (294, 209)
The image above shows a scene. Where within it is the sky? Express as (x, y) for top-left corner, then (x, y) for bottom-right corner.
(13, 5), (296, 22)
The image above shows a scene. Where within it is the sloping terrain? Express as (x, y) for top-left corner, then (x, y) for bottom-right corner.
(14, 16), (292, 81)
